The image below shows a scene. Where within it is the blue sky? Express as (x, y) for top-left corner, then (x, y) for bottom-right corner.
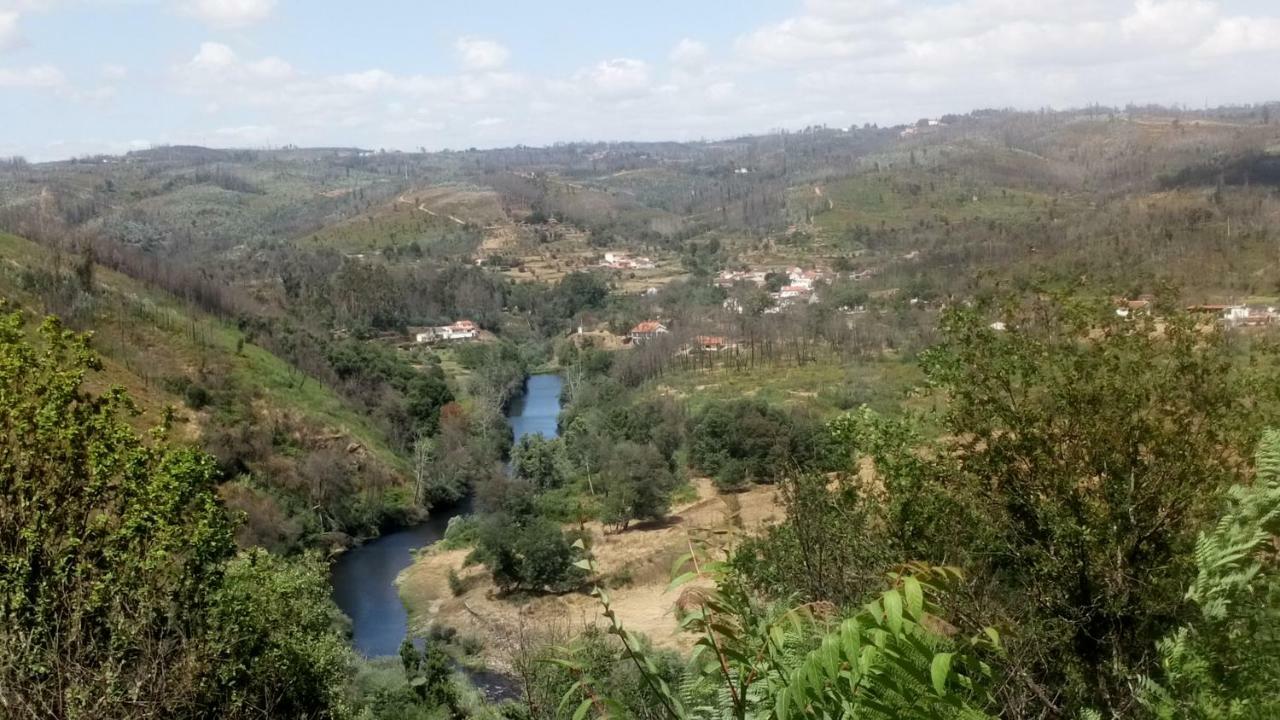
(3, 0), (1280, 160)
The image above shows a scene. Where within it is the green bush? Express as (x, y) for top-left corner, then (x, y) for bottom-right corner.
(183, 382), (212, 409)
(472, 514), (585, 593)
(439, 515), (480, 550)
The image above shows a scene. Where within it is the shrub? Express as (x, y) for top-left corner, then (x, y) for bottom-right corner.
(599, 442), (676, 531)
(689, 399), (804, 488)
(473, 514), (585, 593)
(183, 382), (212, 409)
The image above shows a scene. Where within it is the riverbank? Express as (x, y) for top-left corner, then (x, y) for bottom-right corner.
(396, 478), (783, 673)
(331, 374), (565, 659)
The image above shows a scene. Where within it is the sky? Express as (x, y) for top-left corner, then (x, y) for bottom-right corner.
(2, 0), (1280, 161)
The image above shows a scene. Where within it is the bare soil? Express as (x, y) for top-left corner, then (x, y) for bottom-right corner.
(396, 479), (782, 671)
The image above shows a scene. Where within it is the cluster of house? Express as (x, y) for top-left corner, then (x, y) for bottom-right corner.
(1188, 303), (1279, 327)
(414, 320), (479, 344)
(599, 251), (656, 271)
(625, 320), (737, 353)
(899, 118), (947, 138)
(1116, 296), (1278, 327)
(717, 266), (828, 313)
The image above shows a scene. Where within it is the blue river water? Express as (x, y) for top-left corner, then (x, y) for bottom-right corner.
(329, 373), (563, 685)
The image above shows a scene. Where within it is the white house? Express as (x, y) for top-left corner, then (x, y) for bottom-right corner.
(417, 320), (479, 343)
(439, 320), (478, 340)
(629, 320), (669, 342)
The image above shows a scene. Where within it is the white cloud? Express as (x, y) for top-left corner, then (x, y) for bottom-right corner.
(578, 58), (650, 98)
(28, 4), (1280, 161)
(0, 10), (18, 51)
(669, 38), (709, 69)
(455, 37), (509, 70)
(178, 42), (294, 83)
(1121, 0), (1219, 45)
(247, 55), (294, 80)
(189, 41), (236, 71)
(181, 0), (275, 28)
(1196, 16), (1280, 56)
(0, 63), (63, 87)
(101, 63), (128, 79)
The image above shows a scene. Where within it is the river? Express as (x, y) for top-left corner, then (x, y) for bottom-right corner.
(329, 373), (564, 690)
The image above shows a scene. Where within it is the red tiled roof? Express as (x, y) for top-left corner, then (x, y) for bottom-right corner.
(631, 320), (665, 334)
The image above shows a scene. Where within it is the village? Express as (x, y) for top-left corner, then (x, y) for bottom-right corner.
(1114, 296), (1280, 326)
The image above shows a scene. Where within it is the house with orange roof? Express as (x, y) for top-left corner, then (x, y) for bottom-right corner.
(628, 320), (669, 342)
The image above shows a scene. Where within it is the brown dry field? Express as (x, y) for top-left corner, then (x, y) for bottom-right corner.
(396, 478), (782, 671)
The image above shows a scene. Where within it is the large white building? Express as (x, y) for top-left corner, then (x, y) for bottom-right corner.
(416, 320), (479, 343)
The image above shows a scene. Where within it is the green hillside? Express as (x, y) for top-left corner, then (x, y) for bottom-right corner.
(0, 231), (411, 550)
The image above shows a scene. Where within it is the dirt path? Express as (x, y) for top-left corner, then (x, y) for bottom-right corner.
(396, 194), (467, 225)
(397, 479), (782, 670)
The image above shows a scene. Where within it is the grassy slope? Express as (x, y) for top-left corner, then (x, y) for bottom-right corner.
(794, 170), (1066, 239)
(0, 232), (403, 470)
(651, 353), (927, 418)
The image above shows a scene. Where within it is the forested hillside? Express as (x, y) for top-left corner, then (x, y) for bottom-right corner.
(4, 102), (1280, 720)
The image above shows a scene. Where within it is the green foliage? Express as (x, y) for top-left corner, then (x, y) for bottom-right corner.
(399, 638), (463, 718)
(328, 337), (454, 439)
(448, 568), (466, 597)
(734, 469), (896, 609)
(559, 544), (1000, 720)
(599, 442), (677, 531)
(918, 293), (1277, 714)
(547, 272), (611, 328)
(0, 312), (235, 718)
(688, 400), (808, 490)
(472, 513), (586, 593)
(1136, 430), (1280, 719)
(0, 311), (352, 719)
(439, 515), (481, 550)
(513, 434), (570, 490)
(525, 626), (684, 720)
(204, 549), (354, 718)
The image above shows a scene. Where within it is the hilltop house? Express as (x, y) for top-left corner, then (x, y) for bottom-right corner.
(601, 251), (656, 270)
(629, 321), (669, 342)
(415, 320), (478, 343)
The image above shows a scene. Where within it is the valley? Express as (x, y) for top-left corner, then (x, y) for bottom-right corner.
(6, 102), (1280, 720)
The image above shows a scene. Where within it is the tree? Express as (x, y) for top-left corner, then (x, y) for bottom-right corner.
(0, 312), (352, 719)
(203, 550), (353, 718)
(511, 433), (568, 490)
(763, 271), (788, 293)
(552, 271), (610, 323)
(399, 638), (462, 717)
(919, 294), (1277, 715)
(0, 313), (235, 719)
(600, 442), (676, 531)
(689, 399), (804, 490)
(473, 513), (584, 593)
(1137, 430), (1280, 718)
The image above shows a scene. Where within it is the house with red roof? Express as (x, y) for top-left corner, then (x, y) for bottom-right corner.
(628, 320), (669, 342)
